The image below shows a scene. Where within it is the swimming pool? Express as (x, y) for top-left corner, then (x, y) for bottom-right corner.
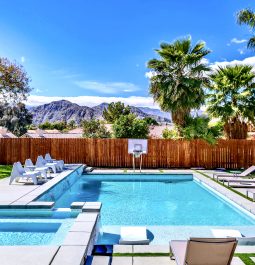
(37, 173), (255, 244)
(0, 210), (75, 245)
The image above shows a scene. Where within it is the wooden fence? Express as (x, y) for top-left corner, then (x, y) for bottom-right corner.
(0, 138), (255, 169)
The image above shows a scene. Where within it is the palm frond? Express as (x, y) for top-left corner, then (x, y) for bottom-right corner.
(247, 36), (255, 49)
(237, 8), (255, 28)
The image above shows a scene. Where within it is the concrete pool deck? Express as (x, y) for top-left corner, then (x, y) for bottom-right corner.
(0, 164), (82, 206)
(89, 244), (252, 265)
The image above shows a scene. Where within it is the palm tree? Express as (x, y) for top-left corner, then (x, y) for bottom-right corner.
(147, 37), (210, 130)
(237, 8), (255, 50)
(207, 65), (255, 139)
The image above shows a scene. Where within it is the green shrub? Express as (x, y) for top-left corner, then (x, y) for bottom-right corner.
(162, 117), (223, 144)
(113, 114), (149, 139)
(82, 119), (111, 138)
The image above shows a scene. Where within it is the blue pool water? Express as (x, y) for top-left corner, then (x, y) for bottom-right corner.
(0, 211), (75, 245)
(46, 174), (255, 226)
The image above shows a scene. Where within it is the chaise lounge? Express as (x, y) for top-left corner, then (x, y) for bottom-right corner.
(213, 166), (255, 181)
(170, 237), (237, 265)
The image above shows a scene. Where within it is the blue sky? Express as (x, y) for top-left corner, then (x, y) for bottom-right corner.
(0, 0), (255, 107)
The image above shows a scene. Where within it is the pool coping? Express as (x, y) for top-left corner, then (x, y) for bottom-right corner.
(192, 171), (255, 215)
(0, 164), (83, 209)
(0, 211), (100, 265)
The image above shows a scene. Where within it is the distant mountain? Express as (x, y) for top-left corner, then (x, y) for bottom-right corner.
(29, 100), (171, 125)
(139, 107), (170, 120)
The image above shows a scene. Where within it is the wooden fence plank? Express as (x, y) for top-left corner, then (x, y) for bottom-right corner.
(0, 138), (255, 169)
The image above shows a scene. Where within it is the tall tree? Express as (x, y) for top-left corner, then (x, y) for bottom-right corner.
(0, 103), (32, 136)
(112, 114), (149, 139)
(0, 58), (32, 135)
(0, 58), (31, 104)
(82, 119), (111, 138)
(237, 8), (255, 50)
(103, 102), (131, 123)
(207, 65), (255, 139)
(147, 37), (210, 130)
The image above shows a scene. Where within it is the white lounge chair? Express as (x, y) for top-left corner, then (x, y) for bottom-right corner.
(36, 155), (57, 173)
(119, 226), (150, 245)
(213, 166), (255, 180)
(24, 159), (49, 179)
(45, 153), (64, 171)
(219, 178), (255, 187)
(9, 162), (41, 185)
(211, 229), (255, 245)
(170, 237), (237, 265)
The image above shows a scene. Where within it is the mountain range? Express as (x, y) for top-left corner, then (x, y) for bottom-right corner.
(29, 100), (172, 125)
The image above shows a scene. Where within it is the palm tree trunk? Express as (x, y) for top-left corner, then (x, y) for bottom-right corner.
(172, 109), (190, 129)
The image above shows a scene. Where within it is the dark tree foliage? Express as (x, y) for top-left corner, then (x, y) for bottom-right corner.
(0, 58), (32, 135)
(0, 102), (32, 136)
(82, 119), (111, 138)
(103, 102), (131, 123)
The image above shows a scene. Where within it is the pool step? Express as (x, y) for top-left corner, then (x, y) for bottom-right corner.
(91, 256), (110, 265)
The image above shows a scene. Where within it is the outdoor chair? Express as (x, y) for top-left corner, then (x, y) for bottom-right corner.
(213, 166), (255, 181)
(36, 155), (58, 173)
(211, 229), (255, 245)
(170, 237), (237, 265)
(9, 162), (42, 185)
(45, 153), (64, 171)
(24, 159), (49, 179)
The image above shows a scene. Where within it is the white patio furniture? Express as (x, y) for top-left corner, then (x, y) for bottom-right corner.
(45, 153), (64, 171)
(246, 189), (255, 201)
(9, 162), (41, 185)
(36, 155), (57, 173)
(213, 166), (255, 180)
(119, 226), (150, 245)
(211, 229), (255, 245)
(24, 159), (49, 179)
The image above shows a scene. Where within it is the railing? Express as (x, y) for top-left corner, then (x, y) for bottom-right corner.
(0, 138), (255, 169)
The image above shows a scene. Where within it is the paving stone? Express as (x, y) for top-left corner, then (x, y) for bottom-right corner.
(69, 221), (95, 233)
(236, 246), (255, 253)
(51, 246), (87, 265)
(27, 201), (55, 208)
(113, 245), (133, 254)
(111, 257), (132, 265)
(133, 257), (174, 265)
(231, 257), (245, 265)
(62, 231), (91, 246)
(91, 256), (111, 265)
(82, 202), (102, 212)
(0, 246), (59, 265)
(133, 245), (169, 253)
(71, 202), (85, 209)
(76, 213), (98, 222)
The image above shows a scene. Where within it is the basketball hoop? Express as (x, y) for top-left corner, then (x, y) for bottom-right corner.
(128, 139), (148, 172)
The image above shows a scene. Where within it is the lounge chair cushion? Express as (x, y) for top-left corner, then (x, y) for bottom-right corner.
(119, 226), (149, 245)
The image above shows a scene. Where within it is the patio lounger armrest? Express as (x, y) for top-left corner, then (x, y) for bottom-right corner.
(170, 240), (187, 265)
